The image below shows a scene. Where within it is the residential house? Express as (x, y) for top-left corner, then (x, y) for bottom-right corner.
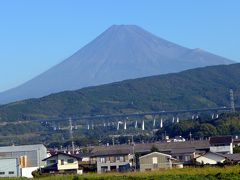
(139, 152), (176, 172)
(41, 152), (80, 174)
(210, 136), (233, 154)
(133, 140), (209, 166)
(171, 147), (196, 165)
(91, 146), (133, 173)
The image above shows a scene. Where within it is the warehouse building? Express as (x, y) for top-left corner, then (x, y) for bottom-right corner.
(0, 144), (47, 177)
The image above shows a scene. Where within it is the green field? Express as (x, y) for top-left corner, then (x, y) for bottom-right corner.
(4, 165), (240, 180)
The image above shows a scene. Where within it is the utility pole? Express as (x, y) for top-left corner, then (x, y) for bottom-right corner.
(230, 89), (235, 113)
(69, 117), (75, 154)
(189, 132), (192, 141)
(131, 135), (136, 171)
(112, 136), (115, 146)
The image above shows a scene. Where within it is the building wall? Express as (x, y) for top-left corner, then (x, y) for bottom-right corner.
(0, 158), (19, 177)
(210, 143), (233, 154)
(46, 156), (58, 167)
(21, 167), (39, 178)
(0, 144), (47, 167)
(172, 153), (194, 164)
(97, 161), (129, 173)
(96, 155), (130, 173)
(140, 153), (172, 172)
(96, 155), (129, 163)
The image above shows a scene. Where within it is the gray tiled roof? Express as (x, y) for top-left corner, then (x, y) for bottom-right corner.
(171, 147), (196, 154)
(92, 145), (132, 156)
(90, 140), (210, 157)
(0, 144), (46, 152)
(224, 153), (240, 161)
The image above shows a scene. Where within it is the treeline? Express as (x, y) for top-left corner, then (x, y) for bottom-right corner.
(155, 113), (240, 140)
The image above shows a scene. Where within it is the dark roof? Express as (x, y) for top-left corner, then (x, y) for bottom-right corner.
(210, 136), (232, 144)
(92, 147), (132, 157)
(75, 153), (93, 158)
(134, 140), (209, 153)
(42, 152), (79, 161)
(171, 147), (196, 154)
(89, 140), (210, 157)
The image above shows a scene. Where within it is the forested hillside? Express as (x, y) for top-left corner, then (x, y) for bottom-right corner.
(0, 63), (240, 122)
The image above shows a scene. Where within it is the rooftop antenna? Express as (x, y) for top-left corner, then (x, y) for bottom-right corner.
(230, 89), (235, 113)
(69, 117), (75, 154)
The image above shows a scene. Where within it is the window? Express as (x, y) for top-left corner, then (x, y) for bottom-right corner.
(8, 171), (14, 175)
(100, 157), (106, 163)
(0, 172), (5, 175)
(116, 156), (124, 162)
(184, 155), (191, 161)
(61, 159), (64, 165)
(119, 156), (124, 162)
(67, 159), (74, 163)
(101, 166), (108, 172)
(152, 157), (158, 164)
(48, 160), (56, 164)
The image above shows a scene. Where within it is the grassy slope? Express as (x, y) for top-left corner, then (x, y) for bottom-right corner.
(0, 63), (240, 122)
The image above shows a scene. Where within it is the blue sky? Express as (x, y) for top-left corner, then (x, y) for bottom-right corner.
(0, 0), (240, 92)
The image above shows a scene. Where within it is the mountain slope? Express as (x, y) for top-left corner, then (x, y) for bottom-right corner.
(0, 63), (240, 122)
(0, 25), (234, 104)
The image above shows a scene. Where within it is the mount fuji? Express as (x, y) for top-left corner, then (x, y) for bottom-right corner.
(0, 25), (235, 104)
